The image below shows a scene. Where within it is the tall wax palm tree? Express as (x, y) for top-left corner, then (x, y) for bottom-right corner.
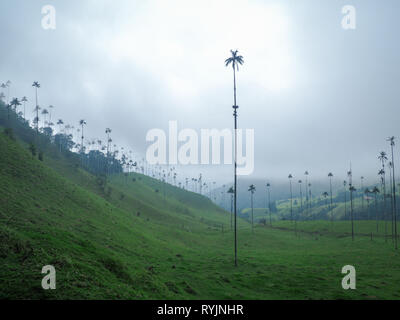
(372, 186), (380, 232)
(225, 49), (244, 267)
(288, 174), (293, 223)
(0, 92), (5, 103)
(32, 82), (41, 134)
(387, 136), (398, 249)
(248, 184), (256, 233)
(21, 96), (28, 120)
(266, 182), (272, 226)
(328, 173), (334, 223)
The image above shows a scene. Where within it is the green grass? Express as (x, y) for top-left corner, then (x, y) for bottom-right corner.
(1, 129), (400, 300)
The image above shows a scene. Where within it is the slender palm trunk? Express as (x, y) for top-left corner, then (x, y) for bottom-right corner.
(268, 187), (272, 226)
(233, 66), (238, 267)
(35, 88), (39, 134)
(391, 145), (398, 249)
(330, 178), (333, 224)
(350, 189), (354, 241)
(230, 194), (233, 231)
(344, 189), (347, 220)
(290, 180), (293, 222)
(251, 192), (254, 233)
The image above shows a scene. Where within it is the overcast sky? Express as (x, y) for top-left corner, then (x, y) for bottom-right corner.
(1, 0), (400, 187)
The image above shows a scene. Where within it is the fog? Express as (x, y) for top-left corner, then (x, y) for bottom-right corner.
(1, 0), (400, 186)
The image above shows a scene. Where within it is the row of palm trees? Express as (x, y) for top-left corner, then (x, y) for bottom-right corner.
(1, 81), (223, 200)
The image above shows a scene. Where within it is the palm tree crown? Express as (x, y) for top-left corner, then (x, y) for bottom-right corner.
(225, 50), (244, 70)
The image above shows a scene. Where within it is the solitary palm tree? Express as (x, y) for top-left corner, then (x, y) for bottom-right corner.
(248, 184), (256, 233)
(288, 174), (293, 222)
(328, 172), (334, 223)
(387, 136), (398, 249)
(32, 82), (41, 134)
(225, 49), (244, 267)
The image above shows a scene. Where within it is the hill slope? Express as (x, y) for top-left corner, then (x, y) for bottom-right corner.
(1, 128), (400, 300)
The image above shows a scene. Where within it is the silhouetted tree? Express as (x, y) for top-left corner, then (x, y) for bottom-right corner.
(225, 49), (244, 267)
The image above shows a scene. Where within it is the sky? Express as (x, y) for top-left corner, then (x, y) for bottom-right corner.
(1, 0), (400, 188)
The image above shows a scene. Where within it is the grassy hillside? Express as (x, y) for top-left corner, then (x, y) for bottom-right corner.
(1, 128), (400, 300)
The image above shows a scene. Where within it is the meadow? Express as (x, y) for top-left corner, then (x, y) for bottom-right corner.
(1, 130), (400, 300)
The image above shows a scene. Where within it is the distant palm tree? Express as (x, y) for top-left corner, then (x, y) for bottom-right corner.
(10, 98), (21, 121)
(378, 151), (388, 236)
(348, 169), (355, 241)
(360, 176), (365, 213)
(225, 49), (244, 267)
(248, 184), (256, 233)
(5, 80), (11, 105)
(308, 183), (313, 219)
(304, 171), (309, 213)
(266, 182), (272, 226)
(328, 172), (334, 223)
(343, 180), (347, 220)
(32, 82), (41, 134)
(0, 92), (5, 102)
(364, 188), (371, 220)
(288, 174), (293, 222)
(372, 186), (380, 232)
(387, 136), (398, 250)
(41, 108), (49, 128)
(298, 180), (303, 211)
(79, 120), (87, 153)
(322, 192), (329, 207)
(48, 105), (54, 122)
(21, 96), (28, 120)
